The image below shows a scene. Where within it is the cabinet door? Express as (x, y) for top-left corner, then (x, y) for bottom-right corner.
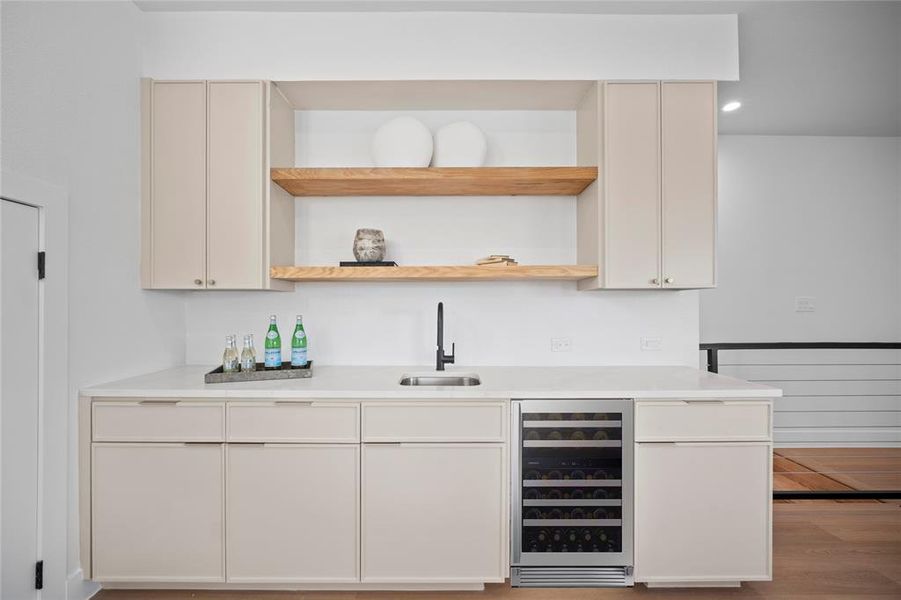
(603, 82), (661, 288)
(362, 443), (506, 583)
(207, 81), (264, 289)
(91, 443), (224, 582)
(150, 82), (207, 289)
(661, 81), (717, 288)
(227, 444), (359, 582)
(635, 442), (771, 583)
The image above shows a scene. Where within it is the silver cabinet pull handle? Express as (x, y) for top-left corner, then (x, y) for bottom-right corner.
(682, 399), (726, 404)
(664, 277), (674, 284)
(194, 279), (203, 286)
(651, 278), (660, 285)
(208, 279), (216, 286)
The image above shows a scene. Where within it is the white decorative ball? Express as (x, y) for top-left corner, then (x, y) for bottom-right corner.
(431, 121), (488, 167)
(371, 117), (434, 167)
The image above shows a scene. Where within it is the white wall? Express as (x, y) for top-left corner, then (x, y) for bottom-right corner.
(702, 135), (901, 446)
(702, 136), (901, 342)
(1, 2), (186, 596)
(184, 109), (700, 367)
(141, 11), (738, 81)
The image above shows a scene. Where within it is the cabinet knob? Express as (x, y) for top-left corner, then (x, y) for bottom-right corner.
(651, 278), (660, 285)
(193, 279), (203, 286)
(665, 277), (674, 284)
(208, 279), (216, 286)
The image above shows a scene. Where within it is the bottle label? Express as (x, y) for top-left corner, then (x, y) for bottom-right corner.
(291, 347), (308, 367)
(264, 348), (282, 368)
(266, 330), (279, 340)
(294, 330), (306, 341)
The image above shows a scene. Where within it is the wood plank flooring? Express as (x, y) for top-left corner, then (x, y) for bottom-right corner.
(774, 448), (901, 492)
(95, 502), (901, 600)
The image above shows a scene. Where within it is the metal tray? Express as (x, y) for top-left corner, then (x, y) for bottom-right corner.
(204, 361), (313, 384)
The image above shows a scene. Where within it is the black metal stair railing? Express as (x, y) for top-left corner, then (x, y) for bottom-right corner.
(701, 342), (901, 501)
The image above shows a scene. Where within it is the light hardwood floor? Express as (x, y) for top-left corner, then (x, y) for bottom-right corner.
(774, 448), (901, 493)
(95, 501), (901, 600)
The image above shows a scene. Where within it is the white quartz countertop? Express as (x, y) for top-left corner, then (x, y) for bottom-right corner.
(81, 365), (781, 400)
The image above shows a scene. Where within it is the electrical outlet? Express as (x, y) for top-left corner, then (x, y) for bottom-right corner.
(551, 338), (572, 352)
(640, 337), (663, 351)
(795, 296), (816, 312)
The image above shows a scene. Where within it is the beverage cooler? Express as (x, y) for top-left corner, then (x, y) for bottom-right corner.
(511, 399), (633, 587)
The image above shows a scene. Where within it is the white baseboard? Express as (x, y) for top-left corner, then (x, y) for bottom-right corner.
(67, 569), (101, 600)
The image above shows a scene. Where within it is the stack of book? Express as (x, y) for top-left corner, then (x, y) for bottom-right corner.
(476, 255), (518, 267)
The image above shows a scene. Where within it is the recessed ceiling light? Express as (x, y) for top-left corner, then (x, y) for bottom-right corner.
(721, 101), (742, 112)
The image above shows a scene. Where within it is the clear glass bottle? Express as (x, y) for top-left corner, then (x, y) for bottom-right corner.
(264, 315), (282, 369)
(290, 314), (308, 367)
(240, 334), (256, 372)
(222, 335), (239, 373)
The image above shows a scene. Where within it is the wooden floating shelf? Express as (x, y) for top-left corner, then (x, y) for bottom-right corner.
(270, 167), (598, 197)
(270, 265), (599, 282)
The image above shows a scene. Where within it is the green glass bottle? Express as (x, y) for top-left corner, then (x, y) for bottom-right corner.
(264, 314), (282, 369)
(291, 315), (308, 367)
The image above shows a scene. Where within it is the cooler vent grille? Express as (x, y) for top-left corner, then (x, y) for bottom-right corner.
(512, 566), (632, 587)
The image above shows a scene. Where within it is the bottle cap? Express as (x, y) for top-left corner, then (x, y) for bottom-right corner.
(296, 314), (303, 321)
(269, 314), (277, 320)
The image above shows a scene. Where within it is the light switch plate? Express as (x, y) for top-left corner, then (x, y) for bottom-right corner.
(551, 338), (572, 352)
(795, 296), (816, 312)
(641, 337), (663, 351)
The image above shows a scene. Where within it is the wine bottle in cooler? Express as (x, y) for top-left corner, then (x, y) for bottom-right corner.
(551, 529), (565, 544)
(524, 508), (543, 520)
(264, 315), (282, 369)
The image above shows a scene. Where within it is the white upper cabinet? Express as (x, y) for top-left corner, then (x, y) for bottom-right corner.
(577, 80), (717, 290)
(661, 82), (717, 289)
(141, 79), (294, 291)
(207, 82), (264, 289)
(147, 81), (207, 289)
(603, 82), (661, 289)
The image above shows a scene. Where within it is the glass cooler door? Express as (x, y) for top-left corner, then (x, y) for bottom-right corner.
(512, 399), (633, 568)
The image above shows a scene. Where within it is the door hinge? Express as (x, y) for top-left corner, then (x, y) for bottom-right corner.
(35, 560), (43, 590)
(37, 251), (46, 280)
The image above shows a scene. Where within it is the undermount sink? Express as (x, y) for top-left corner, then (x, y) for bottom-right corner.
(399, 374), (481, 386)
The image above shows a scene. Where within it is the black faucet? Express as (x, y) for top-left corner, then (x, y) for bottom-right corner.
(436, 302), (455, 371)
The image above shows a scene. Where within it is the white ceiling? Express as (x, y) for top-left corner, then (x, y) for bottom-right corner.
(133, 1), (901, 136)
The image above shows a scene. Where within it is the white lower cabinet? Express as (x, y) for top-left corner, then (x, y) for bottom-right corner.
(226, 444), (359, 582)
(361, 443), (506, 583)
(91, 443), (225, 582)
(634, 442), (772, 583)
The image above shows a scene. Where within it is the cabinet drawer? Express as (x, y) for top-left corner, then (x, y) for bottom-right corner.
(635, 400), (771, 441)
(227, 401), (359, 443)
(362, 401), (506, 442)
(92, 400), (225, 442)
